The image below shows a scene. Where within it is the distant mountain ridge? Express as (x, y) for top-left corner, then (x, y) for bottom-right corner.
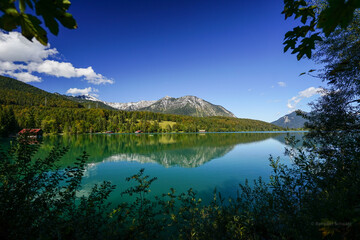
(64, 94), (116, 110)
(107, 99), (156, 111)
(76, 94), (236, 118)
(138, 95), (236, 117)
(271, 111), (308, 129)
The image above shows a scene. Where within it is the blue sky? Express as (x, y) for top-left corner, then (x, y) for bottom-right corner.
(0, 0), (325, 122)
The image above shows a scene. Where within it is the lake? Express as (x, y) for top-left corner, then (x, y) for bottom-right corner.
(1, 132), (304, 204)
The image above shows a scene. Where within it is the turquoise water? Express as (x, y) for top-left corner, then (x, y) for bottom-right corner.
(1, 132), (304, 204)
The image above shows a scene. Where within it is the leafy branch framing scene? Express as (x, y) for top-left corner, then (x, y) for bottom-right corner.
(0, 0), (77, 45)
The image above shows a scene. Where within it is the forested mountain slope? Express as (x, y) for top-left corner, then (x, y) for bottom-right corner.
(0, 76), (80, 108)
(0, 76), (283, 135)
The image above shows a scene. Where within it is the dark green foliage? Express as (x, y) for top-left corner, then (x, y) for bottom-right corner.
(283, 0), (360, 60)
(0, 105), (17, 136)
(317, 0), (360, 36)
(0, 136), (115, 239)
(278, 2), (360, 237)
(1, 131), (359, 239)
(0, 75), (82, 108)
(0, 0), (77, 45)
(6, 106), (281, 134)
(283, 0), (322, 59)
(0, 139), (256, 239)
(237, 135), (360, 238)
(312, 18), (360, 98)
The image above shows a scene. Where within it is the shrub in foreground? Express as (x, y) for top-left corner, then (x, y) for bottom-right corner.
(0, 135), (359, 239)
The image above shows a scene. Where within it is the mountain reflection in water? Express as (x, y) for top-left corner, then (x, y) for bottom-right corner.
(34, 132), (303, 168)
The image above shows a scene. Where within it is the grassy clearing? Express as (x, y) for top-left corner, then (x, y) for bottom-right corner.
(159, 121), (177, 129)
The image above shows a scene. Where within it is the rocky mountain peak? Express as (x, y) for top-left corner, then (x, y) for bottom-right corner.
(73, 94), (236, 118)
(271, 110), (307, 128)
(162, 95), (172, 100)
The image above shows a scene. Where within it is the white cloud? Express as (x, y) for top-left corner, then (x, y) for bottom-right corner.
(0, 32), (113, 84)
(0, 70), (42, 82)
(277, 81), (286, 87)
(0, 61), (26, 71)
(0, 32), (58, 62)
(287, 87), (322, 111)
(27, 60), (113, 84)
(299, 87), (322, 98)
(66, 87), (99, 96)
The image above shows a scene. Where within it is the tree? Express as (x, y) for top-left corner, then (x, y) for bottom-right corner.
(283, 0), (360, 60)
(0, 0), (77, 45)
(290, 0), (360, 137)
(24, 108), (36, 128)
(312, 21), (360, 100)
(269, 0), (360, 237)
(0, 105), (17, 136)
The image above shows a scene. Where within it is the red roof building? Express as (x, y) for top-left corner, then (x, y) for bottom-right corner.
(18, 129), (43, 138)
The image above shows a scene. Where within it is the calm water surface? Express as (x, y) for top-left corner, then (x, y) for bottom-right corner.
(2, 132), (304, 204)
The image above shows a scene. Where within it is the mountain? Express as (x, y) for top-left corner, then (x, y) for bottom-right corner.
(64, 94), (116, 110)
(65, 94), (156, 111)
(73, 94), (101, 102)
(0, 75), (81, 108)
(107, 99), (156, 111)
(138, 95), (236, 117)
(271, 111), (308, 129)
(0, 76), (113, 110)
(76, 94), (236, 118)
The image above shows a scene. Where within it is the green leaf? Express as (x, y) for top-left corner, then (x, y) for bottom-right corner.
(304, 47), (312, 59)
(0, 14), (19, 31)
(19, 0), (26, 13)
(297, 51), (304, 61)
(300, 14), (307, 24)
(62, 0), (72, 10)
(299, 72), (306, 76)
(56, 12), (77, 29)
(43, 15), (59, 35)
(283, 39), (296, 52)
(20, 13), (48, 45)
(5, 7), (19, 16)
(317, 0), (360, 36)
(284, 44), (291, 53)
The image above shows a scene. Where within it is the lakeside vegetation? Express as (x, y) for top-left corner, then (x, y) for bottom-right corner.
(0, 104), (283, 135)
